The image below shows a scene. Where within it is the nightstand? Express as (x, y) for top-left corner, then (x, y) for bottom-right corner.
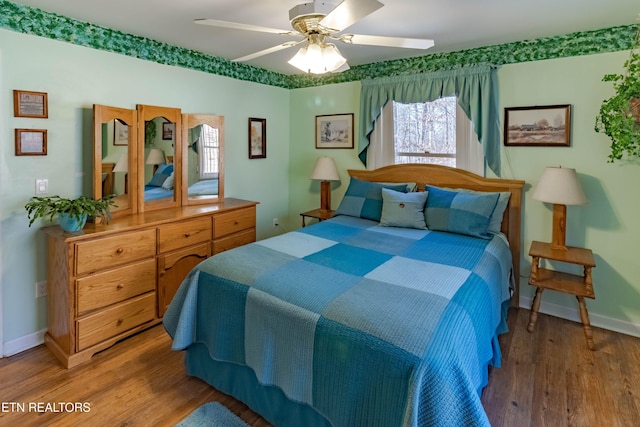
(527, 240), (597, 350)
(300, 209), (335, 227)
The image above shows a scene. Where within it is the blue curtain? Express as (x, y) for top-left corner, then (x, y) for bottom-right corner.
(358, 65), (501, 176)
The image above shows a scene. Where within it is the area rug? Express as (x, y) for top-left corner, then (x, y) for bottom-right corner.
(175, 402), (250, 427)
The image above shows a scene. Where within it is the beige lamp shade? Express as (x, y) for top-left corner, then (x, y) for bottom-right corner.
(310, 156), (340, 181)
(112, 153), (128, 173)
(532, 166), (586, 205)
(532, 166), (586, 250)
(145, 148), (166, 165)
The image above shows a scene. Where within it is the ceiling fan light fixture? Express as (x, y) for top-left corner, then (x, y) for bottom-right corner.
(287, 41), (348, 74)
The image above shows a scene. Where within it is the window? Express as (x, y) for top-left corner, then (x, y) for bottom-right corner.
(393, 97), (457, 166)
(198, 125), (220, 179)
(368, 96), (483, 174)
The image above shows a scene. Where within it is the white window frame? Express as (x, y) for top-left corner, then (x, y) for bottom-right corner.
(367, 97), (484, 175)
(198, 125), (220, 180)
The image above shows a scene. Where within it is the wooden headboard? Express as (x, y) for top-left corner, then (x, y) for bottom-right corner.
(348, 164), (525, 307)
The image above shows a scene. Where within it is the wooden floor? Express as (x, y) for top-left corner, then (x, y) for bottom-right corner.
(0, 308), (638, 426)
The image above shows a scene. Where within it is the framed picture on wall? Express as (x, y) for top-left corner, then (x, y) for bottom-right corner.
(249, 117), (266, 159)
(315, 113), (354, 149)
(162, 122), (174, 140)
(113, 119), (128, 146)
(15, 129), (47, 156)
(13, 90), (48, 118)
(504, 104), (571, 146)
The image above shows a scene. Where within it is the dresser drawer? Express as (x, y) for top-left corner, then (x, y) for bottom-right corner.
(158, 217), (212, 254)
(213, 228), (256, 254)
(76, 259), (156, 316)
(213, 207), (256, 239)
(76, 293), (156, 351)
(76, 229), (156, 275)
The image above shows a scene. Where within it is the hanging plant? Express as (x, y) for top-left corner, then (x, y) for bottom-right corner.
(145, 120), (157, 147)
(595, 23), (640, 162)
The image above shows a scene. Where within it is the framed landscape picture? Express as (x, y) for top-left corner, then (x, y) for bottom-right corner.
(504, 105), (571, 146)
(315, 113), (354, 149)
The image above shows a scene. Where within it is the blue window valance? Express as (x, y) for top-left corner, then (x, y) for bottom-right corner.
(358, 65), (501, 176)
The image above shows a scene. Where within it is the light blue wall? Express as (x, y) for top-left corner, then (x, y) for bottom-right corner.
(0, 29), (290, 345)
(288, 51), (640, 334)
(498, 51), (640, 331)
(287, 82), (362, 231)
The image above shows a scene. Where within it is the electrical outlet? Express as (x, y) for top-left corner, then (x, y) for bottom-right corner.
(273, 218), (279, 228)
(35, 280), (47, 298)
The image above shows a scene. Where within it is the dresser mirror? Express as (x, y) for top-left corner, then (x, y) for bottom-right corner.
(181, 114), (224, 205)
(136, 104), (182, 212)
(94, 105), (224, 215)
(93, 105), (138, 217)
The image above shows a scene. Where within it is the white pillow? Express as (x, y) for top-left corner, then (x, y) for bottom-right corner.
(162, 172), (175, 190)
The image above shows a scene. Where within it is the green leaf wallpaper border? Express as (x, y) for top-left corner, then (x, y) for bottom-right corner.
(0, 1), (637, 90)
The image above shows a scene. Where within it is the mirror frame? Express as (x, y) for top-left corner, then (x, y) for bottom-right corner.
(137, 104), (182, 213)
(93, 104), (138, 217)
(181, 114), (225, 206)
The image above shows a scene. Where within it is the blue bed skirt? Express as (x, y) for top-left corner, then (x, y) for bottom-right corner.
(185, 343), (331, 427)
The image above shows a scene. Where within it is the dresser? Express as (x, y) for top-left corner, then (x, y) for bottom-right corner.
(41, 198), (258, 368)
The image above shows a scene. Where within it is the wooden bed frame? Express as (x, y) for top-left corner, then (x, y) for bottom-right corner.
(348, 164), (525, 307)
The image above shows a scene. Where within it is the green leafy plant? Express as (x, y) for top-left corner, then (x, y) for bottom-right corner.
(145, 120), (157, 147)
(25, 195), (117, 227)
(595, 25), (640, 162)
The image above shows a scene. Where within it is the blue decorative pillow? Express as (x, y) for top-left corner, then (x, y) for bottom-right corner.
(444, 188), (511, 234)
(380, 188), (428, 229)
(147, 164), (174, 187)
(336, 178), (408, 222)
(424, 185), (499, 239)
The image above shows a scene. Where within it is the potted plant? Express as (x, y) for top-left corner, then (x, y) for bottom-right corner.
(595, 24), (640, 162)
(25, 195), (117, 232)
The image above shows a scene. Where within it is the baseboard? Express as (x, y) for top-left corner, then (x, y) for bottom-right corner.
(3, 329), (45, 357)
(519, 296), (640, 339)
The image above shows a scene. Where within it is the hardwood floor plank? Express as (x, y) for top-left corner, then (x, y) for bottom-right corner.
(1, 308), (639, 427)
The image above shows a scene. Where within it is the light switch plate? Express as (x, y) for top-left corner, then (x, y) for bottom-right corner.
(35, 178), (48, 195)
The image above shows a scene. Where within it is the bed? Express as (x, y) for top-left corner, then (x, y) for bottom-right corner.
(164, 164), (524, 427)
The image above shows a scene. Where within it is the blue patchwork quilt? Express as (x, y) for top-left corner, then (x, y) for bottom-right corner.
(164, 215), (512, 427)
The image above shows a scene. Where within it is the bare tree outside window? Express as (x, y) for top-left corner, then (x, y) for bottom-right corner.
(393, 96), (457, 166)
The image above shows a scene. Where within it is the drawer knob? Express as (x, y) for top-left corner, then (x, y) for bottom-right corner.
(184, 232), (191, 238)
(116, 284), (124, 290)
(234, 221), (239, 225)
(116, 319), (123, 326)
(115, 248), (124, 255)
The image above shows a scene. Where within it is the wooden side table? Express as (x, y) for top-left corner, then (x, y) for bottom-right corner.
(300, 209), (335, 227)
(527, 240), (596, 350)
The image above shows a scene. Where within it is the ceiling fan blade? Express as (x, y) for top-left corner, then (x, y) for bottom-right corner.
(320, 0), (383, 32)
(347, 34), (435, 50)
(194, 18), (295, 36)
(232, 41), (303, 62)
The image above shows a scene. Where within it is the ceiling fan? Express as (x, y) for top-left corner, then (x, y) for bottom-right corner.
(195, 0), (435, 74)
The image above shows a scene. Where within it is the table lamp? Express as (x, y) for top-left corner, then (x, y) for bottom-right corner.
(310, 156), (340, 211)
(112, 153), (128, 193)
(532, 166), (587, 250)
(146, 148), (166, 174)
